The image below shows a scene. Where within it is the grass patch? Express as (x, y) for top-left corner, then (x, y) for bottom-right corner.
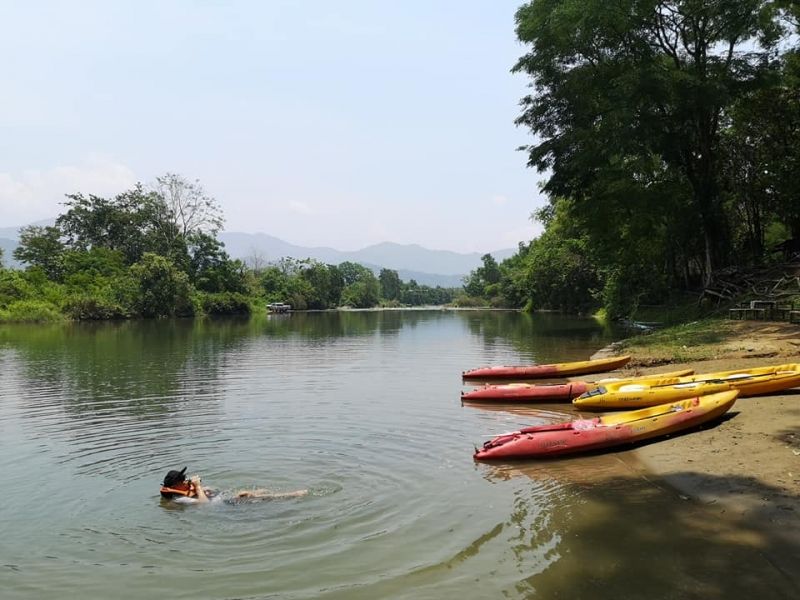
(617, 318), (736, 365)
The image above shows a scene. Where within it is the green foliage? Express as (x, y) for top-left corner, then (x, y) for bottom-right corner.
(3, 176), (462, 320)
(130, 253), (195, 318)
(13, 226), (66, 280)
(63, 295), (130, 320)
(500, 1), (800, 319)
(57, 187), (171, 265)
(300, 261), (344, 309)
(259, 266), (291, 300)
(0, 270), (35, 305)
(61, 248), (126, 279)
(197, 292), (252, 315)
(187, 233), (248, 294)
(378, 268), (402, 301)
(342, 276), (380, 308)
(463, 254), (503, 301)
(0, 300), (63, 323)
(451, 295), (487, 308)
(525, 231), (599, 313)
(514, 0), (783, 278)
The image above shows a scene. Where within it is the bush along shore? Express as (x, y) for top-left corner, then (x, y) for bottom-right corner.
(0, 175), (461, 323)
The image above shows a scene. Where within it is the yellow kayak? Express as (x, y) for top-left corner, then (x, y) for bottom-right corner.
(573, 363), (800, 409)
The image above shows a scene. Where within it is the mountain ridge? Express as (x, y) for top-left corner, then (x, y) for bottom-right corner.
(0, 223), (517, 286)
(217, 232), (515, 278)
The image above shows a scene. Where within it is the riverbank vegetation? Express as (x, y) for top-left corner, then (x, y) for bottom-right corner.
(0, 176), (458, 323)
(459, 2), (800, 320)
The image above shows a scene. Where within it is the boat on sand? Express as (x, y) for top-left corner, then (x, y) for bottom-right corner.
(462, 355), (631, 381)
(474, 390), (738, 460)
(573, 363), (800, 409)
(461, 368), (694, 402)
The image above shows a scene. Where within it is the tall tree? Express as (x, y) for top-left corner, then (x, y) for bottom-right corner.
(378, 268), (402, 300)
(57, 187), (168, 264)
(514, 0), (783, 284)
(153, 173), (224, 243)
(13, 226), (66, 280)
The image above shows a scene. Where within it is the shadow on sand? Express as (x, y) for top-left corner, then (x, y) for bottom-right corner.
(481, 453), (800, 600)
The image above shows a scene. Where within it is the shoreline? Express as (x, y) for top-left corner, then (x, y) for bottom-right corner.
(591, 323), (800, 585)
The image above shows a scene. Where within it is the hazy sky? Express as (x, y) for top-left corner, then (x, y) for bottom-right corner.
(0, 0), (545, 253)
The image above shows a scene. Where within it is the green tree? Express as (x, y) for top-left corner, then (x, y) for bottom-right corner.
(338, 261), (373, 286)
(13, 226), (66, 280)
(57, 187), (170, 265)
(260, 265), (291, 300)
(130, 253), (194, 317)
(342, 276), (380, 308)
(378, 268), (402, 300)
(514, 0), (784, 285)
(187, 233), (247, 294)
(463, 254), (502, 299)
(299, 261), (344, 309)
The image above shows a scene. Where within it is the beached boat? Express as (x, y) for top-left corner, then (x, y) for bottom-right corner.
(572, 363), (800, 409)
(462, 355), (631, 381)
(461, 368), (694, 402)
(474, 390), (738, 460)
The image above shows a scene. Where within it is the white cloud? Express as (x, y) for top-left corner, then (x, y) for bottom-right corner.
(499, 223), (542, 248)
(0, 156), (137, 226)
(287, 200), (316, 216)
(491, 195), (509, 206)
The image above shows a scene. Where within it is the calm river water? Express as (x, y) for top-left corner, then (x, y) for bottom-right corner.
(0, 311), (788, 599)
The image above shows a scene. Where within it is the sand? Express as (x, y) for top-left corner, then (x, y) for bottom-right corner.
(595, 322), (800, 584)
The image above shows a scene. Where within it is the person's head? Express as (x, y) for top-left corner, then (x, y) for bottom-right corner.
(160, 466), (189, 499)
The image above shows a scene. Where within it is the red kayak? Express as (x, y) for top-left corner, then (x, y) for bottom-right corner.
(473, 390), (737, 460)
(461, 368), (694, 402)
(462, 381), (589, 402)
(462, 355), (631, 380)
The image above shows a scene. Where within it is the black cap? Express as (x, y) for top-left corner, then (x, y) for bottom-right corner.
(163, 466), (187, 487)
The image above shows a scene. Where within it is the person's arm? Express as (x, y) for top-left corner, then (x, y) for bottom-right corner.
(190, 475), (210, 503)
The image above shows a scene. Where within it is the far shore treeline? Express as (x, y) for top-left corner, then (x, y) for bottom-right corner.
(0, 174), (457, 323)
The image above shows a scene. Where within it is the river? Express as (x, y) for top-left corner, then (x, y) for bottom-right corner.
(0, 311), (786, 599)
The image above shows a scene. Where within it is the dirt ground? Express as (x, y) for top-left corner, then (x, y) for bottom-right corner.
(594, 321), (800, 583)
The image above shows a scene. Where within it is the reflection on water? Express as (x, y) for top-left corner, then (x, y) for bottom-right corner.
(0, 311), (793, 599)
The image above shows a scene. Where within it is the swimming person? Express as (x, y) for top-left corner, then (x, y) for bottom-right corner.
(159, 467), (308, 504)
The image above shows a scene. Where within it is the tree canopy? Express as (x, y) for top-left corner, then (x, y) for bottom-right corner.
(492, 1), (800, 318)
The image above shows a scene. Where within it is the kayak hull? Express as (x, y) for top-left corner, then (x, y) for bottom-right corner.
(474, 391), (738, 460)
(573, 363), (800, 409)
(461, 368), (694, 403)
(462, 355), (631, 380)
(462, 382), (589, 402)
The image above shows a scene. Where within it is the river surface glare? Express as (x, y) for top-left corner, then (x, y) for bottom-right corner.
(0, 311), (784, 599)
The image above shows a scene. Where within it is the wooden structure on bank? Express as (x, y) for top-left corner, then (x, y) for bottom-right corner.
(698, 261), (800, 322)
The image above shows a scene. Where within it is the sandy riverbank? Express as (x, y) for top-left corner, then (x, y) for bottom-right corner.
(593, 321), (800, 584)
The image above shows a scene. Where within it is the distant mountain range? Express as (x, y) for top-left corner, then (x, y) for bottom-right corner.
(0, 222), (516, 287)
(218, 232), (515, 287)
